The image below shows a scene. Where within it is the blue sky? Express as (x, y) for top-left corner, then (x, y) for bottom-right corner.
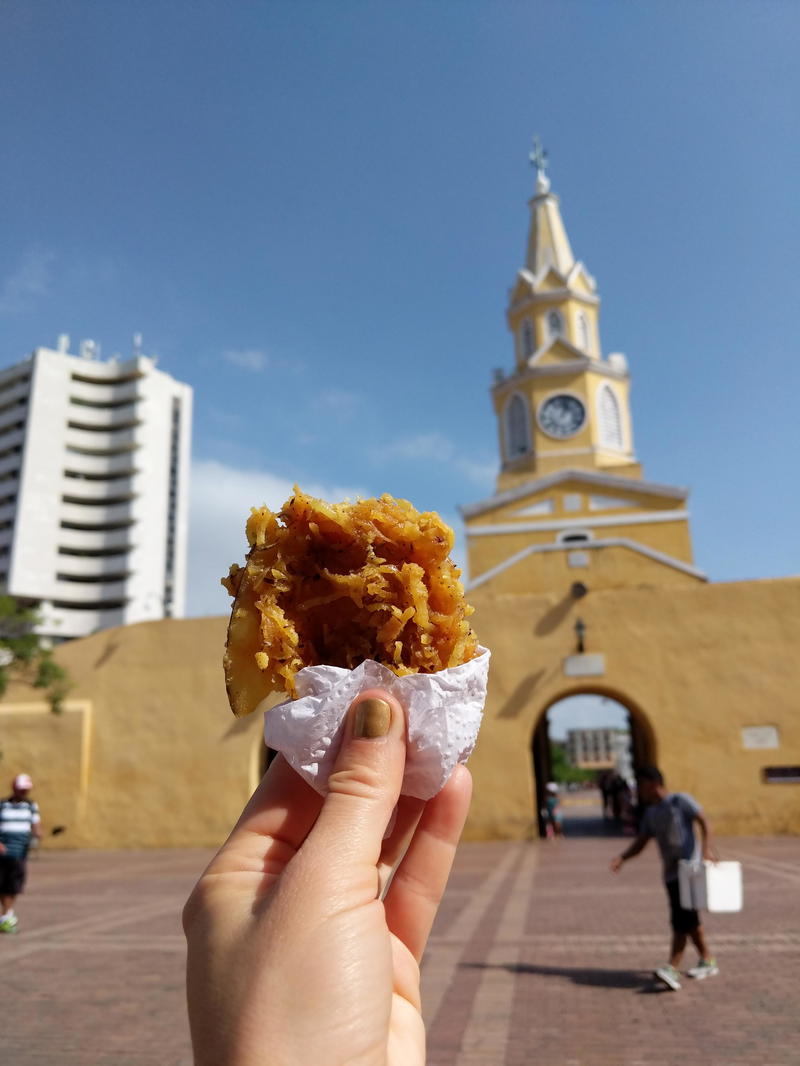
(1, 0), (798, 682)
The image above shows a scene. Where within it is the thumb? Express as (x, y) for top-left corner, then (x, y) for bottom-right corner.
(304, 688), (407, 871)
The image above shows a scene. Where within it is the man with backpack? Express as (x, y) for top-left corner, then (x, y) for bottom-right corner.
(609, 765), (719, 990)
(0, 773), (42, 933)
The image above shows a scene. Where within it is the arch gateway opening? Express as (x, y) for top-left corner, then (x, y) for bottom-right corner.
(531, 689), (657, 838)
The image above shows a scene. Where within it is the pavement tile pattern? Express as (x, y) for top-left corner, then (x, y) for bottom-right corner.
(1, 810), (798, 1065)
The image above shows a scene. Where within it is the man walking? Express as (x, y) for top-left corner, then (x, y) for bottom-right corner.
(609, 765), (718, 990)
(0, 773), (42, 933)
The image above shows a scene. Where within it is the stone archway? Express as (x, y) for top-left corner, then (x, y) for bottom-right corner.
(530, 685), (658, 838)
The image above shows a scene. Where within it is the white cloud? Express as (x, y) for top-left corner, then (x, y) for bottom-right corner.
(376, 432), (496, 489)
(186, 458), (365, 617)
(380, 432), (451, 462)
(222, 348), (268, 372)
(310, 387), (362, 419)
(456, 457), (497, 488)
(0, 248), (55, 315)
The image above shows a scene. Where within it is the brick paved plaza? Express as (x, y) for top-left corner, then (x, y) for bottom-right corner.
(1, 806), (798, 1065)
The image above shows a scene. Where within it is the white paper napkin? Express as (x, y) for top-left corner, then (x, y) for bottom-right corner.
(263, 647), (490, 800)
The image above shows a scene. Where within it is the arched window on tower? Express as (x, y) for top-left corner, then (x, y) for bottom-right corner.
(521, 318), (535, 359)
(505, 393), (530, 458)
(576, 311), (591, 353)
(597, 383), (623, 450)
(547, 309), (564, 340)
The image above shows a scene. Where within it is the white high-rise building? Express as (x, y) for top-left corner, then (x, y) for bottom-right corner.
(0, 336), (192, 640)
(566, 727), (628, 770)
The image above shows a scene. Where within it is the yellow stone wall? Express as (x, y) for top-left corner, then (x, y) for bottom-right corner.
(0, 618), (267, 850)
(464, 577), (800, 840)
(0, 702), (89, 835)
(0, 576), (797, 849)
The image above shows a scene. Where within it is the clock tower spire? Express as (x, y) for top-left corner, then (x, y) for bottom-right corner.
(492, 140), (639, 491)
(463, 144), (701, 595)
(524, 136), (576, 277)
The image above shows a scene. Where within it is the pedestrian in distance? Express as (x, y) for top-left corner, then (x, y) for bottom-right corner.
(609, 765), (718, 991)
(0, 773), (42, 933)
(542, 780), (564, 839)
(598, 769), (613, 821)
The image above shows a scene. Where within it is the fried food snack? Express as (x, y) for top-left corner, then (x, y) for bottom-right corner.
(222, 489), (478, 716)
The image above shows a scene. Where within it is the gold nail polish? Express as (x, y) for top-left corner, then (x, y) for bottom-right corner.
(353, 697), (392, 738)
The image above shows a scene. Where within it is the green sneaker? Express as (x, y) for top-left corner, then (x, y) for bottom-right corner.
(0, 914), (18, 933)
(687, 958), (719, 979)
(654, 964), (682, 990)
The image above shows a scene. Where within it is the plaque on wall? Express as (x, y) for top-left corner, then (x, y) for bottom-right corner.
(741, 725), (779, 750)
(563, 653), (605, 678)
(568, 551), (589, 568)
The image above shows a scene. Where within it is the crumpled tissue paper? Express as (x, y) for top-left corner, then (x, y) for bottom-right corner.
(263, 647), (490, 800)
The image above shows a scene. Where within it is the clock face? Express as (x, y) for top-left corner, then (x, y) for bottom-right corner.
(538, 394), (586, 439)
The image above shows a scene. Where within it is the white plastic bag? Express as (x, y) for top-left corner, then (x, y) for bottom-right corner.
(678, 859), (743, 912)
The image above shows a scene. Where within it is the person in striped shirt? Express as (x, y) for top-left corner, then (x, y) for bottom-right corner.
(0, 773), (42, 933)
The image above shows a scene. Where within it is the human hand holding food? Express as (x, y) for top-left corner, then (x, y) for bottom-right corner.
(183, 689), (472, 1066)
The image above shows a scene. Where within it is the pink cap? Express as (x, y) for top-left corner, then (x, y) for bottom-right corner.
(13, 774), (33, 791)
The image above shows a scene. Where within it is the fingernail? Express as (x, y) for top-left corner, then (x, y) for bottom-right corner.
(353, 697), (392, 738)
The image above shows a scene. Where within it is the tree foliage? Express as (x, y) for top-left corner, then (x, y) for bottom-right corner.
(0, 596), (71, 713)
(549, 741), (596, 785)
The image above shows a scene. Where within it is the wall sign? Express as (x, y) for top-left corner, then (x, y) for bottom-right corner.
(563, 653), (605, 678)
(741, 725), (779, 750)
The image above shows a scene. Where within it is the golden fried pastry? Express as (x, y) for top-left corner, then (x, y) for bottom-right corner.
(222, 489), (478, 716)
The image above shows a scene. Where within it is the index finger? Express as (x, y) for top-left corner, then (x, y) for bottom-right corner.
(205, 754), (324, 879)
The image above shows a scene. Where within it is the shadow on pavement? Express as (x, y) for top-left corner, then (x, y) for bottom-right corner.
(463, 961), (660, 993)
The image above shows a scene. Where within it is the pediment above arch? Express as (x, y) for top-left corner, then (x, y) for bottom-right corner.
(462, 468), (688, 522)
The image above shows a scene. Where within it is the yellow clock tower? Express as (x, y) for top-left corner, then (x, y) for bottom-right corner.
(463, 142), (706, 594)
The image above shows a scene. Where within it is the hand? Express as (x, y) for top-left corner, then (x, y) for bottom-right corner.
(183, 688), (472, 1066)
(609, 854), (624, 873)
(0, 842), (6, 855)
(703, 844), (719, 863)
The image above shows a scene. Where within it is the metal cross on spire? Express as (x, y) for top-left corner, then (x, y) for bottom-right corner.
(529, 135), (551, 195)
(529, 135), (548, 176)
